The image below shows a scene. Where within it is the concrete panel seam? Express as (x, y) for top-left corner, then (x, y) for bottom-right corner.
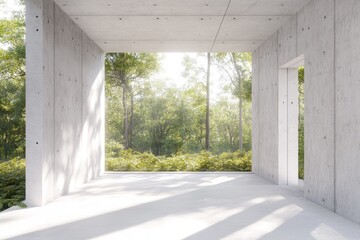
(333, 0), (337, 213)
(276, 33), (280, 183)
(210, 0), (232, 52)
(257, 50), (259, 175)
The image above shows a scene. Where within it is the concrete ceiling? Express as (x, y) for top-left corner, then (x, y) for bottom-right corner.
(54, 0), (310, 52)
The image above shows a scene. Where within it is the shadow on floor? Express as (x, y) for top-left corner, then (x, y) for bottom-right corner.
(2, 173), (360, 240)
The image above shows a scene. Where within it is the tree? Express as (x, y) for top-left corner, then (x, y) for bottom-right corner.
(182, 53), (212, 151)
(124, 79), (185, 155)
(212, 97), (239, 152)
(214, 53), (252, 151)
(179, 83), (206, 153)
(0, 5), (26, 159)
(105, 53), (159, 149)
(146, 88), (180, 155)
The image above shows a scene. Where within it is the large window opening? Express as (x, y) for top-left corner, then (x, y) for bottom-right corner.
(105, 52), (253, 172)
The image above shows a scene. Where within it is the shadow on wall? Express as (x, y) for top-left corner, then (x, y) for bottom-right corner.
(54, 19), (104, 198)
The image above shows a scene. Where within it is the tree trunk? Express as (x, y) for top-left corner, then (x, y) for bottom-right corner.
(205, 53), (211, 151)
(129, 86), (134, 149)
(239, 97), (243, 151)
(228, 126), (233, 150)
(123, 84), (129, 149)
(230, 53), (243, 151)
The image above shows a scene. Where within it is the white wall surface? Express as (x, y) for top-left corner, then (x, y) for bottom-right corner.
(26, 0), (105, 206)
(253, 0), (360, 223)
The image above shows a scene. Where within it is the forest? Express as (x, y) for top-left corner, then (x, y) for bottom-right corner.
(0, 0), (26, 210)
(104, 52), (253, 172)
(105, 52), (253, 171)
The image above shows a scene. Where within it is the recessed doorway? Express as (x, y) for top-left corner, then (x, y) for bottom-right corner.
(278, 55), (304, 186)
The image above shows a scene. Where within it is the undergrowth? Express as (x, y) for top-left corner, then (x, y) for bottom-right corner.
(106, 150), (252, 172)
(0, 158), (26, 211)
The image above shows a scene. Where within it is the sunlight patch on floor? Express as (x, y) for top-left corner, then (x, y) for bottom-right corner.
(1, 173), (360, 240)
(229, 204), (303, 239)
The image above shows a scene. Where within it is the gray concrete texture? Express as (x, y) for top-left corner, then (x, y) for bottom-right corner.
(252, 0), (360, 224)
(50, 0), (312, 52)
(2, 173), (360, 240)
(277, 67), (299, 186)
(26, 0), (105, 206)
(335, 0), (360, 224)
(257, 33), (279, 183)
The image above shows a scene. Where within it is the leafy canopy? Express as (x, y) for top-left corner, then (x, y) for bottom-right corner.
(105, 53), (159, 86)
(0, 5), (25, 159)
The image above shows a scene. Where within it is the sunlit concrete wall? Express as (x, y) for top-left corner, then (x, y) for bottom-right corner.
(252, 0), (360, 224)
(26, 0), (105, 206)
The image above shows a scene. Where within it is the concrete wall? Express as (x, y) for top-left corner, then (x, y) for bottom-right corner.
(253, 0), (360, 223)
(335, 0), (360, 224)
(251, 50), (259, 174)
(256, 33), (279, 183)
(26, 0), (105, 206)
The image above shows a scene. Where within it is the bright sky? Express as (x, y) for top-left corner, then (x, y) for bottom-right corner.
(159, 53), (188, 88)
(0, 0), (23, 19)
(0, 0), (24, 50)
(157, 53), (228, 102)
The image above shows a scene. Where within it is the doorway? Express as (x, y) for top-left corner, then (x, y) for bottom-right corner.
(278, 55), (304, 186)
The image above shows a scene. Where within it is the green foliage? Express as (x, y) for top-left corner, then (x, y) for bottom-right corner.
(0, 158), (26, 211)
(0, 2), (26, 211)
(105, 83), (124, 144)
(106, 149), (252, 172)
(210, 97), (252, 153)
(105, 140), (124, 158)
(298, 66), (305, 179)
(105, 53), (160, 149)
(213, 52), (252, 101)
(105, 53), (159, 86)
(0, 8), (26, 160)
(106, 53), (254, 156)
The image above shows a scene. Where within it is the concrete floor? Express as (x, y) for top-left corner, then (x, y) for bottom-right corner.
(1, 173), (360, 240)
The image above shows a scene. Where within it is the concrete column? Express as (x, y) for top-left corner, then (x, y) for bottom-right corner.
(251, 50), (259, 174)
(278, 69), (288, 185)
(335, 0), (360, 223)
(257, 33), (279, 183)
(26, 0), (55, 206)
(278, 68), (299, 186)
(26, 0), (105, 206)
(287, 68), (299, 186)
(299, 0), (335, 211)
